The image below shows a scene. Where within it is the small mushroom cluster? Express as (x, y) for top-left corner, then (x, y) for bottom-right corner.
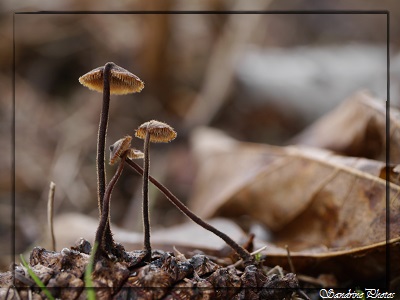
(79, 63), (253, 265)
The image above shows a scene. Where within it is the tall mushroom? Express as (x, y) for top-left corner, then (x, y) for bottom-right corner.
(79, 63), (144, 251)
(135, 120), (177, 260)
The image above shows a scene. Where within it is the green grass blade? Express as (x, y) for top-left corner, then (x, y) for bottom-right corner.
(19, 254), (55, 300)
(84, 242), (98, 300)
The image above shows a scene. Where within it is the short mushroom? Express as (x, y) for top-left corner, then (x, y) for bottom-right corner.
(109, 136), (144, 164)
(95, 136), (143, 259)
(109, 135), (133, 166)
(110, 137), (144, 164)
(79, 63), (144, 251)
(135, 120), (176, 260)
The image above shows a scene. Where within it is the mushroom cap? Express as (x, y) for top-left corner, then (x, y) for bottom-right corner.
(109, 135), (132, 165)
(127, 148), (144, 160)
(79, 62), (144, 95)
(135, 120), (177, 143)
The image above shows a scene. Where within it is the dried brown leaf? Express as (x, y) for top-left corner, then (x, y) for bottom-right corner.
(189, 127), (400, 283)
(292, 91), (400, 163)
(189, 127), (399, 246)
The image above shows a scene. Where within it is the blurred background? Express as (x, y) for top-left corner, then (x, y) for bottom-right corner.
(1, 0), (400, 271)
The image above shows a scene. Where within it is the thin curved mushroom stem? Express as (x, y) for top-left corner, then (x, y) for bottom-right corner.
(98, 62), (114, 212)
(125, 159), (254, 265)
(98, 62), (116, 251)
(142, 131), (152, 260)
(94, 151), (128, 260)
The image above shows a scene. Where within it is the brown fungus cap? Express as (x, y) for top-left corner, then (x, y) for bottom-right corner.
(135, 120), (177, 143)
(109, 135), (132, 165)
(79, 62), (144, 95)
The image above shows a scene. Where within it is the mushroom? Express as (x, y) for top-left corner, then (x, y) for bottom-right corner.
(79, 63), (144, 252)
(95, 136), (143, 258)
(79, 62), (144, 213)
(135, 120), (177, 260)
(109, 136), (144, 164)
(109, 135), (133, 165)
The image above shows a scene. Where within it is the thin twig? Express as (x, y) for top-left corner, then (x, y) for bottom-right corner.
(251, 245), (267, 256)
(285, 245), (296, 274)
(47, 181), (56, 251)
(231, 246), (268, 268)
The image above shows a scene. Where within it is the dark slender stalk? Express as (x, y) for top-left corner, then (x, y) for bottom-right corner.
(125, 159), (253, 265)
(47, 182), (56, 251)
(98, 62), (115, 251)
(94, 151), (127, 259)
(97, 62), (114, 214)
(142, 131), (152, 259)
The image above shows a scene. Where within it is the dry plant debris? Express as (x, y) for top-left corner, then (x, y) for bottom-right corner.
(2, 240), (305, 300)
(188, 91), (400, 286)
(292, 91), (399, 163)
